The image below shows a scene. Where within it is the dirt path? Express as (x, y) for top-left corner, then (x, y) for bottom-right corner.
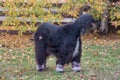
(0, 34), (120, 48)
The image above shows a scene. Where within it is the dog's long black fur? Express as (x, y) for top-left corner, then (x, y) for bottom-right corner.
(34, 14), (97, 72)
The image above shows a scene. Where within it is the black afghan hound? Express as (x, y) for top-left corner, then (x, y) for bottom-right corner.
(34, 14), (98, 72)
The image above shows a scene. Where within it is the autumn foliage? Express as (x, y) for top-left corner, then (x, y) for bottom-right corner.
(0, 0), (120, 34)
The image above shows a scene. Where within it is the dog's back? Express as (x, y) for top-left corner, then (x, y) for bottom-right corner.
(34, 22), (59, 41)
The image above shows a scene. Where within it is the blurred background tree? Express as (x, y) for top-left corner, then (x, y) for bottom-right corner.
(0, 0), (119, 34)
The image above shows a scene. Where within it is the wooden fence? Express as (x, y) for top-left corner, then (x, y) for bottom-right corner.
(0, 7), (76, 23)
(0, 7), (76, 35)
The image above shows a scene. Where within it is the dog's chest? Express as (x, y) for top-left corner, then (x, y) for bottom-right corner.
(73, 39), (79, 57)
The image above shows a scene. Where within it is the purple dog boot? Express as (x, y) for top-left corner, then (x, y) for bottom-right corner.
(72, 61), (81, 72)
(56, 64), (64, 72)
(36, 64), (46, 71)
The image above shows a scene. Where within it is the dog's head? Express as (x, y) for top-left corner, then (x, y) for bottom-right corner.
(77, 14), (99, 34)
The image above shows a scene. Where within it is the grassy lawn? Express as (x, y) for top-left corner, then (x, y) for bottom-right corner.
(0, 35), (120, 80)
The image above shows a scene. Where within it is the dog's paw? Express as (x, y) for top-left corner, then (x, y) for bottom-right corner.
(56, 64), (64, 72)
(36, 64), (46, 71)
(72, 61), (81, 72)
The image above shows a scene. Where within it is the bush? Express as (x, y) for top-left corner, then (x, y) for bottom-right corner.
(0, 0), (120, 34)
(0, 0), (85, 33)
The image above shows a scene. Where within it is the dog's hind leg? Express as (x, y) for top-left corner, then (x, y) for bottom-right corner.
(35, 39), (47, 71)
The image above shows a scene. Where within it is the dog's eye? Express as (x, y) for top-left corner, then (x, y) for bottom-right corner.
(91, 23), (96, 27)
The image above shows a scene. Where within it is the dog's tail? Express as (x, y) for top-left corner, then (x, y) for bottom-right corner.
(35, 27), (49, 42)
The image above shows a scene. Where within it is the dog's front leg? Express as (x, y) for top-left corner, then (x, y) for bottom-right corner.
(56, 53), (65, 72)
(72, 38), (82, 72)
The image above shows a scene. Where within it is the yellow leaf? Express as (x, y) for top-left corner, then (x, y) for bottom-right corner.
(117, 30), (120, 34)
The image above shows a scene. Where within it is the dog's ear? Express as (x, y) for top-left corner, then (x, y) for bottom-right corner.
(79, 2), (91, 15)
(91, 19), (101, 31)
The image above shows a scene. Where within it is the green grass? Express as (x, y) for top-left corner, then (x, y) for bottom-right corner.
(0, 42), (120, 80)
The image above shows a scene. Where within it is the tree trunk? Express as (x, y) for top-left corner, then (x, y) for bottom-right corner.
(99, 8), (109, 34)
